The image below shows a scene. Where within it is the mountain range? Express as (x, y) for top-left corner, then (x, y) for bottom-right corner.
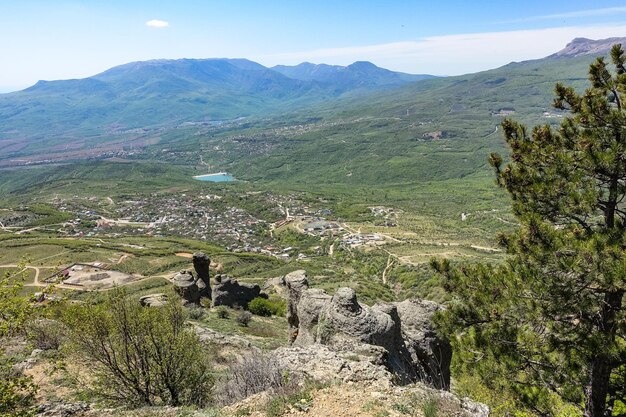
(0, 37), (625, 177)
(0, 58), (433, 141)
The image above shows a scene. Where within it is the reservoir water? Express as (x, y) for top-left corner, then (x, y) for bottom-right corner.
(192, 173), (236, 182)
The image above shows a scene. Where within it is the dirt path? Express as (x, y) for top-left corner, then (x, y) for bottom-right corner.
(381, 253), (395, 284)
(484, 124), (499, 137)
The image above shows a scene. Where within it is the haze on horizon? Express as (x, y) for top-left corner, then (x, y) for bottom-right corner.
(1, 0), (626, 93)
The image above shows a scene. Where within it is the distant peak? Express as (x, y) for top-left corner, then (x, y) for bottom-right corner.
(348, 61), (378, 69)
(551, 36), (626, 58)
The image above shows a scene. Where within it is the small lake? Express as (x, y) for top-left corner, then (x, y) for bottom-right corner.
(192, 173), (236, 182)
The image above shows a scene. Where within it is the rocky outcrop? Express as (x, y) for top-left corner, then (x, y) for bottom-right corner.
(274, 343), (394, 385)
(139, 293), (168, 307)
(396, 299), (451, 389)
(284, 270), (309, 343)
(171, 252), (211, 304)
(36, 402), (91, 417)
(212, 274), (265, 309)
(193, 252), (211, 299)
(550, 37), (626, 58)
(284, 274), (451, 389)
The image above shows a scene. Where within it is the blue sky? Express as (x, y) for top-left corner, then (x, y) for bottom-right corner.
(1, 0), (626, 92)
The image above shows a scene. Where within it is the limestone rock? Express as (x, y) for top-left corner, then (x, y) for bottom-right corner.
(284, 270), (309, 343)
(193, 325), (259, 352)
(212, 274), (264, 309)
(36, 401), (91, 416)
(139, 293), (168, 307)
(286, 282), (452, 389)
(170, 252), (212, 305)
(193, 252), (211, 299)
(293, 288), (331, 346)
(274, 343), (394, 385)
(396, 298), (451, 389)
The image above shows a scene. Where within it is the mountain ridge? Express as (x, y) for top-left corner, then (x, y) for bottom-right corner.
(548, 36), (626, 58)
(0, 57), (432, 142)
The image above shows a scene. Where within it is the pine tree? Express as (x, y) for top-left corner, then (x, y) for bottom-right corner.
(433, 44), (626, 417)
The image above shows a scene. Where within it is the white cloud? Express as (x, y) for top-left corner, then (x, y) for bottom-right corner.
(256, 24), (626, 75)
(145, 19), (169, 29)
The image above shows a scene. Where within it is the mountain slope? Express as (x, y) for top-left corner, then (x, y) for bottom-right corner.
(0, 58), (430, 146)
(187, 41), (620, 188)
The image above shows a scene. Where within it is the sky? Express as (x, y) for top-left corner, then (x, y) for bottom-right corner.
(1, 0), (626, 92)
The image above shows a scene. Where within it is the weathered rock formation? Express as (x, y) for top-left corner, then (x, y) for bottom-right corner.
(396, 299), (452, 389)
(172, 270), (202, 304)
(171, 252), (211, 304)
(212, 274), (265, 309)
(193, 252), (211, 299)
(283, 270), (451, 389)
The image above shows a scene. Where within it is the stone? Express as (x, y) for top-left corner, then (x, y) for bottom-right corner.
(170, 252), (212, 305)
(193, 324), (259, 352)
(293, 288), (331, 346)
(212, 274), (264, 309)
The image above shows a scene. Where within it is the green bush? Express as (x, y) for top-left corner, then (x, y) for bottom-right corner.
(248, 297), (286, 317)
(61, 289), (214, 407)
(248, 297), (273, 317)
(215, 306), (229, 319)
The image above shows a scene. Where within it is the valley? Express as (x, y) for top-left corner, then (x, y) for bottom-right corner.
(2, 34), (626, 417)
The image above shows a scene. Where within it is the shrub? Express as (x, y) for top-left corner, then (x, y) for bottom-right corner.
(216, 354), (300, 405)
(248, 297), (286, 317)
(215, 306), (229, 319)
(61, 289), (214, 407)
(236, 311), (252, 327)
(248, 297), (273, 317)
(26, 318), (67, 350)
(188, 305), (206, 320)
(0, 263), (37, 416)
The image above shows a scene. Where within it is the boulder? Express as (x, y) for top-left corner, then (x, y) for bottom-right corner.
(293, 288), (331, 345)
(170, 252), (212, 305)
(212, 274), (264, 309)
(36, 402), (91, 417)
